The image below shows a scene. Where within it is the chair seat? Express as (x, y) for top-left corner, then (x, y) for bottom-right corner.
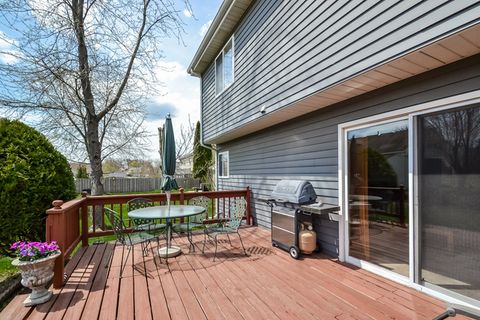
(173, 221), (204, 232)
(136, 223), (166, 231)
(205, 225), (237, 235)
(127, 232), (157, 246)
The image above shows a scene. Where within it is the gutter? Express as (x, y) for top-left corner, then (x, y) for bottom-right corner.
(187, 0), (236, 76)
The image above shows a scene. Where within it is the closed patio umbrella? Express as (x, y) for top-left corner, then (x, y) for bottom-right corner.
(160, 113), (181, 258)
(162, 113), (178, 202)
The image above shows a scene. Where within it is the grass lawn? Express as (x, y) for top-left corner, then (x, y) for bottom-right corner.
(0, 256), (18, 282)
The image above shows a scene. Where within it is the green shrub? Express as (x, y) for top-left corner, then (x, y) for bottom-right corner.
(76, 165), (89, 178)
(0, 119), (76, 256)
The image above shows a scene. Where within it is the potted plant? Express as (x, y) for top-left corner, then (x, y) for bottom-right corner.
(10, 241), (61, 306)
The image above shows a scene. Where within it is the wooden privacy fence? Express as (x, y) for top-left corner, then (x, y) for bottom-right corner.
(75, 177), (201, 193)
(45, 188), (252, 288)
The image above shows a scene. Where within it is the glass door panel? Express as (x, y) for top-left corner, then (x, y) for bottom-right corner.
(347, 120), (409, 277)
(418, 104), (480, 300)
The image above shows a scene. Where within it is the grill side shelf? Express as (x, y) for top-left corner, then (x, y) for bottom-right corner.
(299, 203), (341, 221)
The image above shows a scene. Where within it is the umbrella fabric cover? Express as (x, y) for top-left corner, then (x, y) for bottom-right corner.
(162, 114), (178, 191)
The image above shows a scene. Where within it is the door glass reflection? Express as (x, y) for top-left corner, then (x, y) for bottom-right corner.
(348, 120), (409, 277)
(419, 104), (480, 300)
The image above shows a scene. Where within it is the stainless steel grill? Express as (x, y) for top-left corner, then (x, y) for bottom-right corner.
(265, 179), (340, 259)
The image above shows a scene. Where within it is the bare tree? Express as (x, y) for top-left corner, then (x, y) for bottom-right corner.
(175, 114), (195, 161)
(0, 0), (190, 198)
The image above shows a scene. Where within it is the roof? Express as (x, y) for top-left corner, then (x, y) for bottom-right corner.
(187, 0), (252, 77)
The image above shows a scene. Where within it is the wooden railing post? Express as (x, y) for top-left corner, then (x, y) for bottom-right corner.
(46, 200), (66, 289)
(81, 192), (89, 247)
(179, 188), (185, 205)
(246, 186), (252, 225)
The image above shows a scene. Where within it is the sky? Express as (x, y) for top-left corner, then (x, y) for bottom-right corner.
(0, 0), (222, 161)
(142, 0), (222, 159)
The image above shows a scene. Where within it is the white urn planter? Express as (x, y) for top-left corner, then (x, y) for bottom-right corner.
(12, 251), (60, 306)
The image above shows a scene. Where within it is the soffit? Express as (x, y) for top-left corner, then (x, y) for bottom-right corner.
(207, 23), (480, 144)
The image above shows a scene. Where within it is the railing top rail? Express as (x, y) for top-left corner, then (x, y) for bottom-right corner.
(46, 197), (87, 215)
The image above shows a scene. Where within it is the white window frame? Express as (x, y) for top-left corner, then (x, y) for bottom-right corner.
(218, 151), (229, 178)
(215, 36), (235, 96)
(337, 89), (480, 309)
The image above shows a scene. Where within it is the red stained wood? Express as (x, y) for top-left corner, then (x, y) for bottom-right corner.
(3, 227), (466, 320)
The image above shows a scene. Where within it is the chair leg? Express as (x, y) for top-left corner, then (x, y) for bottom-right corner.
(188, 229), (195, 253)
(213, 235), (218, 262)
(202, 231), (207, 254)
(226, 233), (232, 246)
(120, 245), (131, 278)
(238, 231), (247, 256)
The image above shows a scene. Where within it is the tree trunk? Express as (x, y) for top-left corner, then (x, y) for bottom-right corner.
(87, 117), (105, 228)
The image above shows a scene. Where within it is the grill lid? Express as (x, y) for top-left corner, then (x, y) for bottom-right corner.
(270, 180), (317, 204)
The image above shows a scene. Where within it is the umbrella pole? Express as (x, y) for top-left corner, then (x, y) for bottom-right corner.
(166, 190), (171, 251)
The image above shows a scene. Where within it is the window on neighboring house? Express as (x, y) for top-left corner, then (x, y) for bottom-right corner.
(218, 151), (229, 178)
(215, 37), (234, 95)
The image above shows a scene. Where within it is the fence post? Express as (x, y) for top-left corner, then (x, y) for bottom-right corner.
(81, 192), (89, 247)
(46, 200), (66, 289)
(246, 186), (252, 225)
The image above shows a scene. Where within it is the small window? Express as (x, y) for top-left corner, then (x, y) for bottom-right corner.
(215, 37), (234, 95)
(218, 151), (229, 178)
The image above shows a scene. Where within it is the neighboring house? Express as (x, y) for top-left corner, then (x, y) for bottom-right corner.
(69, 161), (91, 176)
(176, 152), (194, 177)
(189, 0), (480, 308)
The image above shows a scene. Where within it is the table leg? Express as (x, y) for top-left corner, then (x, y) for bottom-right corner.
(159, 218), (181, 258)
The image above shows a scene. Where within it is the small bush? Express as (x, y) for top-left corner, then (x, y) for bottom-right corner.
(76, 165), (89, 178)
(0, 119), (76, 256)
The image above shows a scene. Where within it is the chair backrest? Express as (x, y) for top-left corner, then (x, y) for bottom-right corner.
(189, 196), (210, 223)
(127, 198), (155, 225)
(104, 207), (129, 245)
(127, 198), (154, 211)
(226, 198), (247, 231)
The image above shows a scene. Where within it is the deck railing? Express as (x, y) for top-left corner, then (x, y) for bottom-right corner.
(45, 187), (252, 288)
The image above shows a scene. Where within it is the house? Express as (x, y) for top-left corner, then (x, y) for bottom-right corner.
(176, 152), (194, 177)
(189, 0), (480, 310)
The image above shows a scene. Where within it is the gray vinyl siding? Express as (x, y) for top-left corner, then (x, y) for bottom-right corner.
(217, 55), (480, 257)
(201, 0), (480, 143)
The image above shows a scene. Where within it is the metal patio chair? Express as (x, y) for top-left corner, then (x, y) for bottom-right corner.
(104, 207), (158, 277)
(173, 196), (210, 252)
(127, 198), (166, 237)
(202, 198), (248, 261)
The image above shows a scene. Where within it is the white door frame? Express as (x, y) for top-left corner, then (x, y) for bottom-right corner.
(337, 89), (480, 306)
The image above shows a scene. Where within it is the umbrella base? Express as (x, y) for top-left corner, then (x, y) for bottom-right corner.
(158, 246), (182, 258)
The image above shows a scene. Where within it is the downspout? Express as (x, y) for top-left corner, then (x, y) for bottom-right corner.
(197, 74), (218, 190)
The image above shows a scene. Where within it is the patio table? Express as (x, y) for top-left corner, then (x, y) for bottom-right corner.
(128, 205), (206, 258)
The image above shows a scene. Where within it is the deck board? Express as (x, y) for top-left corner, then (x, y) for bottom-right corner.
(1, 226), (470, 320)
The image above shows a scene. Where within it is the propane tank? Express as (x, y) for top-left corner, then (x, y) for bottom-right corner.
(299, 222), (316, 254)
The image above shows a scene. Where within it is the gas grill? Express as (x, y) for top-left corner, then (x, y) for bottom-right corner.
(265, 179), (340, 259)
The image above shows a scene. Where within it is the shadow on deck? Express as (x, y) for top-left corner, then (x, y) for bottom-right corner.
(0, 227), (466, 320)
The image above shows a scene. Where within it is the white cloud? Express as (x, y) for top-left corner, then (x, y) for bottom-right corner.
(142, 60), (201, 160)
(183, 8), (193, 17)
(199, 19), (213, 37)
(0, 32), (18, 64)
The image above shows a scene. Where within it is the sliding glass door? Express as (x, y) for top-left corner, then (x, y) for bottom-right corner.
(344, 101), (480, 304)
(418, 104), (480, 301)
(347, 120), (410, 277)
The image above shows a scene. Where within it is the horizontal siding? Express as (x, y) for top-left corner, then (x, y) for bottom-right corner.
(201, 0), (480, 142)
(217, 55), (480, 257)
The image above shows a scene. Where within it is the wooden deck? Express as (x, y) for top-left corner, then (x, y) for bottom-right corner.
(1, 227), (467, 320)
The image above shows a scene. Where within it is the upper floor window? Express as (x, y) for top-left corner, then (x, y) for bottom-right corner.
(218, 151), (229, 178)
(215, 37), (234, 95)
